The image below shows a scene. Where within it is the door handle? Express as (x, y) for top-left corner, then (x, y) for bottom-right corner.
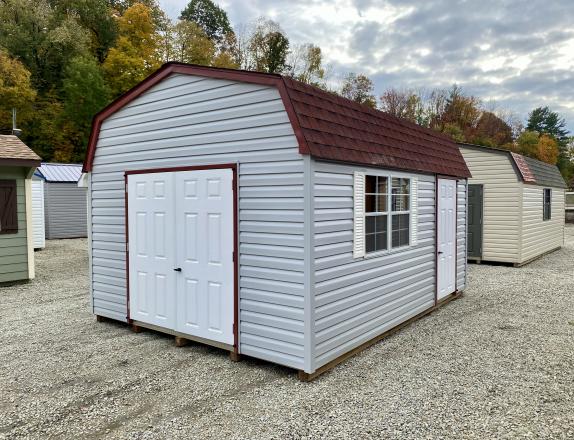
(437, 251), (443, 255)
(174, 268), (182, 272)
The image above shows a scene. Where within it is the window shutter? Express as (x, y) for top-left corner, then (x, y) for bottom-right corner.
(0, 180), (18, 234)
(353, 171), (365, 258)
(410, 177), (418, 246)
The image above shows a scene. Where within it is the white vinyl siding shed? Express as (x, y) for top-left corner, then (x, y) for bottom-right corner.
(84, 63), (470, 378)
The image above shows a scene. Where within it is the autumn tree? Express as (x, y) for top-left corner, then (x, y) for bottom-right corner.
(471, 111), (513, 147)
(379, 88), (425, 124)
(103, 3), (162, 97)
(180, 0), (233, 44)
(536, 134), (559, 164)
(288, 44), (326, 87)
(340, 73), (376, 108)
(0, 49), (36, 133)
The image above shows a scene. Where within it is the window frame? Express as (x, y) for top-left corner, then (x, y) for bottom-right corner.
(543, 188), (552, 221)
(363, 172), (412, 257)
(0, 179), (18, 235)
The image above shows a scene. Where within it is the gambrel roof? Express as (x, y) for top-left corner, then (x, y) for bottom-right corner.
(83, 63), (471, 178)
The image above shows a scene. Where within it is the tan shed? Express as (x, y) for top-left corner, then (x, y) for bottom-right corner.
(459, 143), (566, 266)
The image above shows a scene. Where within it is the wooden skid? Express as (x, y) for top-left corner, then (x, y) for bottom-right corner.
(298, 291), (463, 382)
(174, 336), (189, 347)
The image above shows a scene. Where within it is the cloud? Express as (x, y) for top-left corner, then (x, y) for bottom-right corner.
(159, 0), (574, 131)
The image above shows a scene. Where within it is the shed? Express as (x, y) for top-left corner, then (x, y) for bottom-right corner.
(34, 163), (88, 239)
(0, 135), (41, 283)
(459, 143), (566, 265)
(83, 63), (471, 379)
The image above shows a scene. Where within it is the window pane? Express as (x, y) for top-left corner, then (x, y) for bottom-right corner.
(377, 194), (388, 212)
(377, 176), (388, 194)
(392, 177), (410, 194)
(376, 231), (388, 251)
(365, 194), (376, 213)
(366, 175), (376, 193)
(366, 216), (376, 234)
(366, 233), (376, 253)
(392, 194), (409, 211)
(391, 213), (410, 248)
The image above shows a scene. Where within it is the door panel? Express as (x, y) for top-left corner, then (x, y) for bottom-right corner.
(175, 169), (234, 345)
(128, 168), (235, 347)
(128, 172), (176, 328)
(437, 178), (457, 300)
(467, 184), (483, 258)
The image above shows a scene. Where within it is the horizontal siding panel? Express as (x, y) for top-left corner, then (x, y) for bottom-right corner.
(91, 73), (306, 369)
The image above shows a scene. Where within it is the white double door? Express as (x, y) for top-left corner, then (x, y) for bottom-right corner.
(437, 178), (457, 301)
(128, 168), (234, 346)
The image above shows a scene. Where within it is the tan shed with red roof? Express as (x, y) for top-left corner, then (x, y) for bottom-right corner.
(83, 63), (470, 379)
(460, 143), (566, 266)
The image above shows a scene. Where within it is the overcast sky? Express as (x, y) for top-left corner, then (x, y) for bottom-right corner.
(158, 0), (574, 132)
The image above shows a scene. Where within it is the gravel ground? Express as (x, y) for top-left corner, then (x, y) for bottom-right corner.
(1, 227), (573, 439)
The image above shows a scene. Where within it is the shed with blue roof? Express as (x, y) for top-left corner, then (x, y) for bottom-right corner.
(33, 163), (87, 240)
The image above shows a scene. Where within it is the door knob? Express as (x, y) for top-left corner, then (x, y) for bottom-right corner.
(174, 268), (182, 272)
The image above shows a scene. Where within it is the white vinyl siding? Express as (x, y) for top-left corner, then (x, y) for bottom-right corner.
(312, 160), (437, 370)
(520, 185), (564, 263)
(31, 179), (45, 249)
(89, 73), (307, 370)
(459, 146), (522, 263)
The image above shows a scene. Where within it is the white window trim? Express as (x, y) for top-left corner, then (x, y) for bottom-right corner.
(354, 170), (418, 259)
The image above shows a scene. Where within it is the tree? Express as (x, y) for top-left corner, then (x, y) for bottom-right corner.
(472, 111), (513, 147)
(0, 0), (90, 92)
(340, 73), (376, 108)
(288, 44), (326, 87)
(442, 85), (481, 138)
(516, 130), (540, 158)
(247, 19), (290, 74)
(0, 49), (36, 133)
(179, 0), (233, 44)
(103, 3), (162, 97)
(166, 20), (215, 64)
(527, 107), (569, 145)
(537, 134), (559, 164)
(62, 56), (110, 157)
(379, 88), (425, 124)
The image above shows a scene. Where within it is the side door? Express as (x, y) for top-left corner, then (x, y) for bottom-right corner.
(437, 178), (457, 301)
(127, 172), (177, 329)
(467, 184), (483, 259)
(175, 169), (235, 346)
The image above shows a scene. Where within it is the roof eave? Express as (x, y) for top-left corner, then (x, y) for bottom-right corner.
(0, 158), (41, 168)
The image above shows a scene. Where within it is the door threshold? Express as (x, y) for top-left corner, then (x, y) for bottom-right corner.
(131, 320), (235, 352)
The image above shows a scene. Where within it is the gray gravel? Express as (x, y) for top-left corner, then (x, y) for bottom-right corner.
(1, 228), (574, 439)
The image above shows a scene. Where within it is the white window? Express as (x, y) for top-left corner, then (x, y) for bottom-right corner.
(354, 172), (417, 258)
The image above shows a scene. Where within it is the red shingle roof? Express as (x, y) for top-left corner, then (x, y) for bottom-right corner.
(83, 63), (471, 178)
(282, 78), (470, 177)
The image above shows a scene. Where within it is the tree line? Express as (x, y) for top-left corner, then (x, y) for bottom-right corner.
(0, 0), (572, 185)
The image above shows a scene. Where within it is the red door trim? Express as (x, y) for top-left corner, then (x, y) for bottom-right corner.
(124, 163), (239, 352)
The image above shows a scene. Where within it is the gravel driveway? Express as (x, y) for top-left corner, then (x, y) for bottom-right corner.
(1, 227), (573, 439)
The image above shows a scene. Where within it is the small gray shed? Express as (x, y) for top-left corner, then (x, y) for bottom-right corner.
(460, 143), (566, 265)
(83, 63), (471, 379)
(34, 163), (88, 239)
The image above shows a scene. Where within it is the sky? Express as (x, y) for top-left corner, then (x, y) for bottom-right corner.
(158, 0), (574, 132)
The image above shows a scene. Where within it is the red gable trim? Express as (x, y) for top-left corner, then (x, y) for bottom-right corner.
(510, 152), (536, 183)
(82, 63), (310, 172)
